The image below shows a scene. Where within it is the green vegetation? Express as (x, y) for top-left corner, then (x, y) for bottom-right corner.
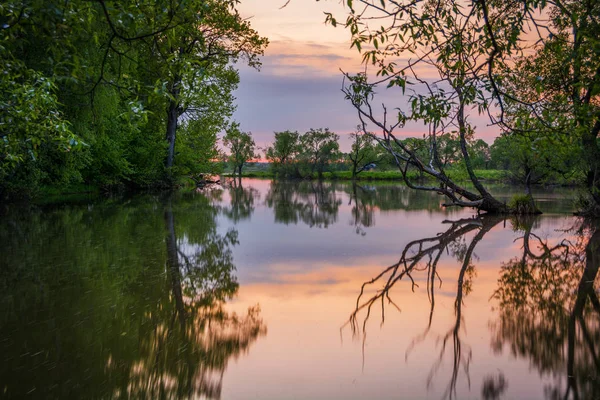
(223, 123), (257, 176)
(0, 0), (267, 200)
(238, 168), (505, 182)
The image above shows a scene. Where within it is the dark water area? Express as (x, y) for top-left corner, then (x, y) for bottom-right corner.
(0, 179), (598, 399)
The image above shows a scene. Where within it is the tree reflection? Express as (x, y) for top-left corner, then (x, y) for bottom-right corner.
(347, 183), (376, 236)
(0, 194), (266, 399)
(345, 216), (600, 399)
(491, 220), (600, 399)
(222, 177), (259, 223)
(265, 180), (341, 228)
(345, 216), (502, 399)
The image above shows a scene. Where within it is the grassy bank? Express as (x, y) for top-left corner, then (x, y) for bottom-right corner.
(238, 169), (507, 182)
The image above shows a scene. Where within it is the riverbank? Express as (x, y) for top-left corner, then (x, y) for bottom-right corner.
(12, 168), (580, 203)
(235, 169), (507, 182)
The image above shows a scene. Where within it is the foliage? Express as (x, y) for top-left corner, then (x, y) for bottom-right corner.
(490, 132), (581, 186)
(0, 59), (79, 197)
(176, 121), (223, 183)
(223, 122), (256, 176)
(0, 0), (267, 197)
(297, 128), (341, 178)
(264, 130), (301, 178)
(347, 126), (384, 178)
(507, 194), (540, 215)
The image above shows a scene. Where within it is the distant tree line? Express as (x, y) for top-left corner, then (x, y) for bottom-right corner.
(224, 125), (584, 186)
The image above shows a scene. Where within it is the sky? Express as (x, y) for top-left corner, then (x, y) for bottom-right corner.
(233, 0), (499, 153)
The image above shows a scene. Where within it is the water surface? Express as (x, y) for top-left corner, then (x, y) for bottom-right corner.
(1, 179), (598, 399)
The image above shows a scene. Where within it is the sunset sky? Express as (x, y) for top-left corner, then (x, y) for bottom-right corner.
(233, 1), (499, 153)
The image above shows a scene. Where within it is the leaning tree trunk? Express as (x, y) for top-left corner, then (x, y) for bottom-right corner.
(456, 94), (509, 213)
(345, 76), (519, 214)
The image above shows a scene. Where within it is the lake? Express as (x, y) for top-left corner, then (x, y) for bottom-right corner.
(1, 178), (598, 399)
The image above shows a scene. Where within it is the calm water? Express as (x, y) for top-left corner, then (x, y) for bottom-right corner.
(1, 179), (598, 399)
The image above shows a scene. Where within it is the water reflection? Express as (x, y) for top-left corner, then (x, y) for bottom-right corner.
(347, 183), (376, 236)
(222, 177), (259, 223)
(0, 194), (266, 399)
(346, 215), (600, 399)
(491, 220), (600, 399)
(265, 180), (341, 228)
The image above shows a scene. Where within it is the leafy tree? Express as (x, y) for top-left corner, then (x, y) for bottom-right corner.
(298, 128), (340, 178)
(264, 130), (301, 177)
(468, 139), (491, 170)
(347, 126), (384, 179)
(495, 11), (600, 214)
(176, 118), (224, 184)
(0, 0), (268, 195)
(223, 123), (256, 176)
(490, 132), (579, 191)
(120, 0), (268, 172)
(324, 0), (598, 214)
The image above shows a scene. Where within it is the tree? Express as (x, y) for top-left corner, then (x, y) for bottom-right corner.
(347, 126), (383, 179)
(0, 0), (268, 195)
(124, 0), (267, 172)
(223, 123), (256, 176)
(494, 9), (600, 214)
(264, 130), (301, 177)
(298, 128), (340, 178)
(325, 0), (597, 214)
(490, 131), (579, 193)
(468, 139), (490, 170)
(176, 118), (224, 185)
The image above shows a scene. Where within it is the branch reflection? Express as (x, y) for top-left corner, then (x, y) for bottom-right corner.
(345, 216), (600, 399)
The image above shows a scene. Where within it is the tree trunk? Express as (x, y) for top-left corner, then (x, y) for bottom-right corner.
(165, 99), (178, 170)
(165, 73), (181, 171)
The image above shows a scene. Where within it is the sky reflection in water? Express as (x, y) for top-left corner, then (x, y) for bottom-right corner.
(0, 179), (598, 399)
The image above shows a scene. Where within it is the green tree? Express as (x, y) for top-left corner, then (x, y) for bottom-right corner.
(122, 0), (268, 172)
(298, 128), (340, 178)
(468, 139), (491, 170)
(223, 123), (256, 176)
(347, 127), (383, 179)
(264, 130), (301, 177)
(1, 0), (268, 194)
(494, 6), (600, 214)
(176, 118), (224, 185)
(490, 132), (579, 191)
